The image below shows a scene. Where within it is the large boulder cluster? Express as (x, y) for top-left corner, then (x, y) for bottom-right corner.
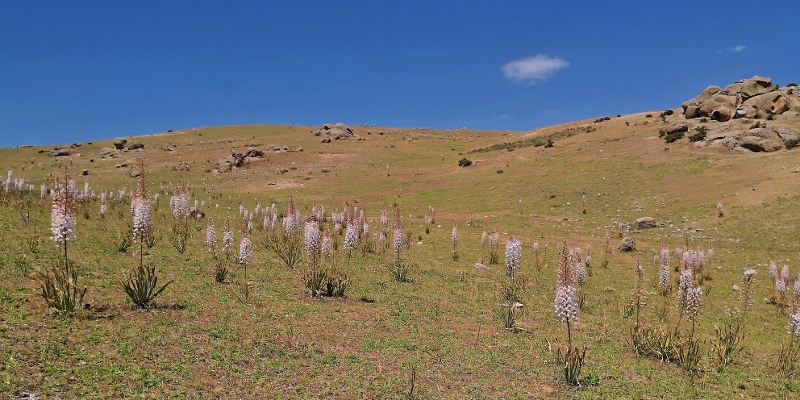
(681, 76), (800, 122)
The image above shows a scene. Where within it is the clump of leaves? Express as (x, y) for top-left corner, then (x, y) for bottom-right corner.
(114, 226), (134, 253)
(214, 258), (228, 284)
(169, 219), (191, 254)
(35, 264), (86, 316)
(499, 275), (527, 331)
(555, 344), (587, 386)
(121, 263), (173, 309)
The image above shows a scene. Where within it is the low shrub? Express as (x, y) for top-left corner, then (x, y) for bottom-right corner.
(665, 131), (685, 143)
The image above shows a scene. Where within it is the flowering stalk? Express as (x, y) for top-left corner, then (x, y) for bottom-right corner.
(451, 221), (458, 261)
(555, 243), (578, 346)
(239, 235), (252, 301)
(50, 169), (77, 274)
(505, 237), (522, 279)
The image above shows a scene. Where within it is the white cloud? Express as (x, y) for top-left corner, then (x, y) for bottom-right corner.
(502, 54), (569, 84)
(733, 45), (746, 52)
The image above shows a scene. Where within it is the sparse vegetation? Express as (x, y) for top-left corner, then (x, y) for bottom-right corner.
(3, 117), (800, 398)
(689, 126), (708, 142)
(665, 131), (685, 143)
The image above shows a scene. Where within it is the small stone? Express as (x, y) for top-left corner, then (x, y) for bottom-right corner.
(732, 284), (740, 291)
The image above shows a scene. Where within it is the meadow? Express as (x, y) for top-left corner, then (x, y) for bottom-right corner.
(2, 111), (800, 399)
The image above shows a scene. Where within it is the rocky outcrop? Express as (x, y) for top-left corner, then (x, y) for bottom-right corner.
(113, 138), (128, 150)
(314, 123), (364, 142)
(682, 76), (800, 121)
(703, 123), (797, 152)
(209, 148), (267, 174)
(682, 86), (722, 119)
(125, 140), (144, 151)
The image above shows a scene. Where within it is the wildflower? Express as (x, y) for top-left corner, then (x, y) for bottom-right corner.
(131, 195), (152, 240)
(344, 218), (359, 252)
(686, 287), (703, 323)
(206, 220), (218, 247)
(222, 215), (234, 251)
(170, 183), (190, 218)
(238, 237), (252, 265)
(776, 276), (788, 295)
(770, 260), (778, 282)
(100, 192), (108, 216)
(505, 237), (522, 276)
(555, 284), (579, 323)
(305, 220), (321, 260)
(679, 268), (693, 293)
(282, 198), (302, 234)
(781, 265), (790, 286)
(393, 208), (403, 253)
(790, 309), (800, 337)
(576, 261), (587, 286)
(321, 234), (332, 256)
(50, 176), (77, 244)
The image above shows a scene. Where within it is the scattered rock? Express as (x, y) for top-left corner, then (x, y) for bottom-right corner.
(618, 237), (636, 252)
(659, 123), (688, 137)
(82, 169), (89, 176)
(321, 168), (331, 173)
(99, 147), (116, 156)
(245, 148), (264, 158)
(130, 170), (141, 178)
(633, 217), (657, 229)
(49, 149), (72, 157)
(732, 284), (740, 291)
(189, 209), (205, 219)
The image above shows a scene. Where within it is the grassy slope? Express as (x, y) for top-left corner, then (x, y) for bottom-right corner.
(1, 111), (800, 398)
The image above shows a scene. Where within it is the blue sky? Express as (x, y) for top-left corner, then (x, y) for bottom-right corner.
(1, 1), (798, 148)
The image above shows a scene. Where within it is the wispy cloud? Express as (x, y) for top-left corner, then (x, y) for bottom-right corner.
(732, 45), (746, 52)
(502, 54), (569, 85)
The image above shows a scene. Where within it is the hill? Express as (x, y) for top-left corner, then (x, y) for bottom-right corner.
(2, 95), (800, 398)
